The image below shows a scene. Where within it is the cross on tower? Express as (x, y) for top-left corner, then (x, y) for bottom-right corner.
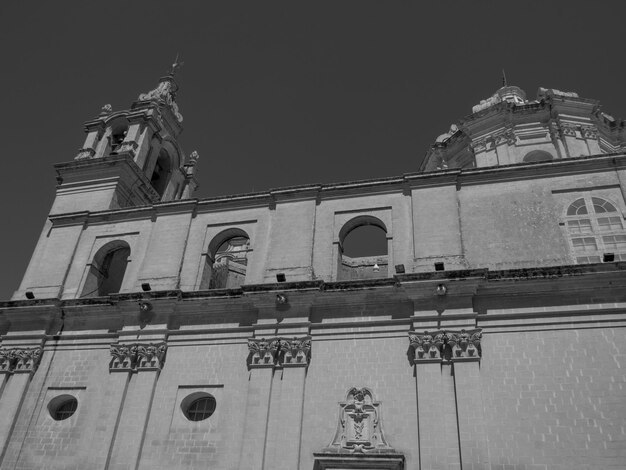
(168, 53), (185, 76)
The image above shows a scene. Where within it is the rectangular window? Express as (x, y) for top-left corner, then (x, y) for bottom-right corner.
(576, 255), (602, 264)
(567, 219), (592, 233)
(572, 237), (597, 252)
(602, 235), (626, 251)
(597, 216), (623, 231)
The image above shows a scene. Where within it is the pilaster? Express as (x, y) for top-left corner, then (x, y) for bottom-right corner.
(106, 340), (167, 470)
(264, 337), (311, 470)
(409, 329), (483, 470)
(0, 342), (43, 464)
(238, 338), (279, 470)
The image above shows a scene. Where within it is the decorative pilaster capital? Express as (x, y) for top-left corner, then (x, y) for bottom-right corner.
(110, 342), (167, 372)
(110, 344), (138, 372)
(580, 125), (598, 140)
(408, 329), (482, 363)
(247, 336), (312, 368)
(470, 139), (487, 153)
(279, 336), (312, 367)
(0, 347), (42, 374)
(560, 122), (578, 137)
(136, 342), (167, 371)
(248, 338), (280, 368)
(493, 129), (516, 146)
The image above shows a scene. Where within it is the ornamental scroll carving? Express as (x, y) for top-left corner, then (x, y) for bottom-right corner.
(109, 342), (167, 372)
(408, 329), (482, 362)
(0, 347), (42, 374)
(247, 336), (311, 368)
(323, 388), (396, 454)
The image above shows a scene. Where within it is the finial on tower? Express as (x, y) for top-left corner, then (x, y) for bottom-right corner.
(502, 69), (508, 87)
(167, 53), (185, 77)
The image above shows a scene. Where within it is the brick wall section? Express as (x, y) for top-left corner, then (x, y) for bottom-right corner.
(135, 340), (250, 470)
(454, 359), (489, 469)
(482, 328), (626, 470)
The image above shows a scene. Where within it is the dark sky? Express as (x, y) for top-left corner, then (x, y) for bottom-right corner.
(1, 1), (626, 299)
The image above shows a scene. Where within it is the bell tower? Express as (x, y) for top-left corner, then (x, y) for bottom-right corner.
(52, 61), (199, 214)
(12, 62), (200, 300)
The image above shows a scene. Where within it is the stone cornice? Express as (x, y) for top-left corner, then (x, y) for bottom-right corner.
(45, 153), (626, 224)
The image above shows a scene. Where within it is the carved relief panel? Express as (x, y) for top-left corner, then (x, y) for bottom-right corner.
(314, 387), (404, 470)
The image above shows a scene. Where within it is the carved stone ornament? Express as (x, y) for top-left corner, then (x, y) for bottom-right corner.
(75, 147), (96, 160)
(0, 347), (42, 374)
(471, 139), (487, 153)
(493, 129), (517, 146)
(138, 78), (183, 123)
(110, 342), (167, 372)
(248, 338), (280, 367)
(136, 343), (167, 370)
(114, 139), (138, 157)
(313, 388), (404, 470)
(279, 336), (311, 366)
(189, 150), (200, 165)
(100, 104), (113, 115)
(247, 336), (312, 368)
(560, 122), (578, 137)
(408, 328), (482, 362)
(580, 125), (599, 140)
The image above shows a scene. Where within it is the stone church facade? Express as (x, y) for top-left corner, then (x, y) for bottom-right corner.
(0, 69), (625, 470)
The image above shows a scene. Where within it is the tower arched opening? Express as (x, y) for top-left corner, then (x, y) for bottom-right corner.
(150, 149), (172, 198)
(108, 120), (129, 155)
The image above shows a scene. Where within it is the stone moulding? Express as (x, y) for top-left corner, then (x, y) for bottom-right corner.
(247, 336), (311, 368)
(0, 347), (42, 374)
(109, 342), (167, 372)
(408, 328), (482, 363)
(314, 387), (404, 470)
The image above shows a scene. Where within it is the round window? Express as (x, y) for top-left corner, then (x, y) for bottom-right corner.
(181, 393), (216, 421)
(48, 395), (78, 421)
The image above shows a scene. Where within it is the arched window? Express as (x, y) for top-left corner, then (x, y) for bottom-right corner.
(523, 150), (553, 163)
(565, 196), (626, 263)
(150, 149), (172, 198)
(337, 216), (388, 281)
(81, 241), (131, 297)
(199, 229), (251, 290)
